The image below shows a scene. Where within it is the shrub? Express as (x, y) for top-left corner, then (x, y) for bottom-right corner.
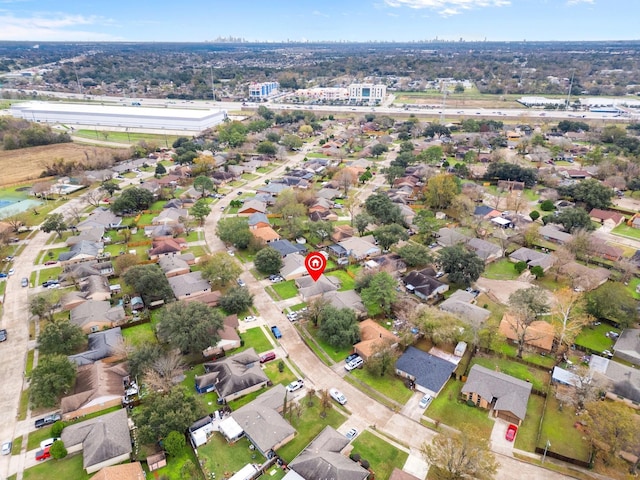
(530, 265), (544, 278)
(51, 421), (64, 437)
(540, 199), (555, 211)
(164, 430), (186, 457)
(529, 210), (540, 221)
(514, 261), (528, 274)
(49, 440), (67, 459)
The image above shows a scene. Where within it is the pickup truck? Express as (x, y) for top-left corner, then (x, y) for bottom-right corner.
(35, 413), (61, 429)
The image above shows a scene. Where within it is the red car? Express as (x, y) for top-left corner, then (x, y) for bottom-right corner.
(35, 446), (51, 461)
(505, 424), (518, 442)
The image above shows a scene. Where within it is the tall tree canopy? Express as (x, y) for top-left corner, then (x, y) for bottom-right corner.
(216, 217), (252, 249)
(30, 355), (76, 408)
(318, 306), (360, 349)
(365, 193), (404, 225)
(123, 264), (174, 305)
(437, 245), (485, 287)
(157, 301), (224, 354)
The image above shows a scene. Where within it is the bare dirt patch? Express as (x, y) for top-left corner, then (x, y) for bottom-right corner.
(0, 143), (129, 186)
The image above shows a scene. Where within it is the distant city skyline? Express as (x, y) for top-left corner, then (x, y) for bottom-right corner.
(0, 0), (637, 43)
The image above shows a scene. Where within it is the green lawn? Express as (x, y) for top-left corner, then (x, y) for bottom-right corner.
(150, 443), (204, 480)
(238, 327), (274, 354)
(574, 323), (619, 353)
(180, 365), (220, 413)
(272, 280), (299, 300)
(276, 400), (347, 463)
(348, 368), (413, 405)
(73, 129), (180, 146)
(121, 322), (158, 348)
(491, 338), (556, 369)
(471, 357), (550, 392)
(327, 270), (356, 291)
(350, 430), (408, 480)
(303, 323), (353, 364)
(241, 173), (260, 181)
(11, 436), (22, 455)
(513, 394), (545, 452)
(611, 223), (640, 240)
(482, 259), (520, 280)
(289, 302), (308, 312)
(538, 395), (591, 462)
(188, 245), (209, 258)
(27, 424), (56, 451)
(427, 380), (495, 439)
(37, 247), (68, 264)
(23, 452), (90, 480)
(198, 433), (262, 479)
(625, 277), (640, 300)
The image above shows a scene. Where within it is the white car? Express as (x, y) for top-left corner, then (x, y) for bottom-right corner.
(40, 438), (60, 450)
(1, 441), (11, 456)
(345, 428), (358, 441)
(243, 316), (257, 322)
(8, 268), (15, 276)
(418, 394), (433, 409)
(286, 379), (305, 393)
(329, 388), (347, 405)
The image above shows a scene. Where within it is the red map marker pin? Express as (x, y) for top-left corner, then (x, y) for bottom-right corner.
(305, 252), (327, 282)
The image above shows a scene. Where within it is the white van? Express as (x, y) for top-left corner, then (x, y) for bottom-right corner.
(345, 356), (364, 371)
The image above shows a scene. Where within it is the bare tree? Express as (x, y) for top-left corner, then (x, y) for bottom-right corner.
(551, 288), (592, 355)
(555, 365), (609, 411)
(319, 389), (332, 418)
(333, 168), (356, 196)
(550, 245), (575, 282)
(143, 350), (186, 393)
(83, 189), (104, 207)
(507, 287), (550, 358)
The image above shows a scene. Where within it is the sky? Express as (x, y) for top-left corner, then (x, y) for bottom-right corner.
(0, 0), (638, 43)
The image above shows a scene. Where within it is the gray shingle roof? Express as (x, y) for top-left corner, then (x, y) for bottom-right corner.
(461, 364), (533, 421)
(68, 327), (124, 366)
(197, 348), (269, 400)
(395, 347), (456, 395)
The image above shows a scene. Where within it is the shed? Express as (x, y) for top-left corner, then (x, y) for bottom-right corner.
(454, 341), (468, 357)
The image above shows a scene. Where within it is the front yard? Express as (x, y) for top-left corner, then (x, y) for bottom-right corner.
(513, 394), (545, 452)
(348, 368), (413, 405)
(271, 280), (299, 300)
(538, 395), (591, 462)
(482, 259), (520, 280)
(23, 453), (90, 480)
(237, 327), (274, 354)
(611, 223), (640, 240)
(350, 430), (409, 480)
(299, 323), (352, 364)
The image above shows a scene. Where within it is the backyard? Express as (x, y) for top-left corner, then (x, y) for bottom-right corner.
(574, 322), (619, 353)
(121, 322), (157, 348)
(350, 430), (409, 480)
(198, 434), (263, 480)
(537, 395), (591, 462)
(471, 356), (550, 392)
(326, 269), (356, 291)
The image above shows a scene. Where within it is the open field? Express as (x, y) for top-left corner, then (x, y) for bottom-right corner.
(73, 129), (180, 146)
(0, 143), (129, 186)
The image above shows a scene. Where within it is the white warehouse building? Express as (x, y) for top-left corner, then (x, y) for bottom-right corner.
(10, 102), (227, 133)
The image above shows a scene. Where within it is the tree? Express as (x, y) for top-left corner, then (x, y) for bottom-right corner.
(397, 243), (433, 267)
(128, 343), (163, 379)
(30, 355), (76, 408)
(555, 365), (608, 411)
(414, 307), (466, 346)
(585, 400), (640, 467)
(551, 288), (592, 354)
(256, 140), (277, 156)
(557, 178), (614, 211)
(254, 247), (283, 275)
(157, 301), (224, 354)
(101, 179), (120, 196)
(418, 145), (444, 164)
(384, 165), (405, 186)
(134, 388), (205, 444)
(586, 282), (637, 328)
(422, 427), (498, 480)
(218, 120), (247, 147)
(374, 223), (408, 251)
(539, 199), (555, 211)
(41, 213), (67, 238)
(371, 143), (388, 158)
(514, 261), (527, 274)
(353, 213), (373, 236)
(304, 297), (330, 327)
(37, 319), (85, 356)
(307, 219), (334, 243)
(155, 163), (167, 175)
(365, 193), (403, 225)
(164, 430), (186, 457)
(360, 271), (398, 316)
(143, 350), (186, 393)
(219, 286), (254, 314)
(272, 190), (307, 239)
(530, 265), (544, 278)
(114, 253), (139, 276)
(281, 134), (303, 151)
(216, 217), (252, 249)
(483, 162), (537, 188)
(333, 168), (357, 195)
(111, 187), (154, 214)
(123, 264), (174, 305)
(29, 291), (60, 322)
(529, 210), (540, 221)
(554, 208), (594, 233)
(189, 199), (211, 226)
(507, 286), (550, 358)
(193, 175), (214, 198)
(413, 209), (444, 241)
(438, 245), (485, 287)
(366, 339), (399, 377)
(426, 173), (461, 209)
(318, 306), (360, 349)
(49, 440), (67, 460)
(201, 252), (242, 286)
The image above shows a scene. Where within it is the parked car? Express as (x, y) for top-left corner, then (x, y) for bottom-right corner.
(329, 388), (347, 405)
(243, 315), (257, 322)
(345, 428), (358, 441)
(345, 356), (364, 371)
(418, 394), (433, 409)
(21, 277), (28, 287)
(271, 326), (282, 339)
(1, 441), (11, 456)
(34, 413), (61, 429)
(286, 379), (305, 392)
(44, 260), (58, 266)
(236, 278), (246, 287)
(8, 268), (15, 276)
(35, 447), (51, 461)
(345, 353), (359, 364)
(0, 273), (7, 278)
(40, 438), (60, 450)
(259, 352), (276, 364)
(0, 329), (7, 342)
(505, 424), (518, 442)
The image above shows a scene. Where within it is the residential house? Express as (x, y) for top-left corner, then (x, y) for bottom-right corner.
(389, 468), (421, 480)
(436, 227), (468, 247)
(497, 180), (525, 191)
(630, 214), (640, 230)
(168, 271), (210, 300)
(90, 462), (145, 480)
(590, 355), (640, 408)
(60, 262), (113, 284)
(509, 247), (555, 271)
(148, 236), (187, 260)
(144, 224), (176, 239)
(68, 327), (125, 366)
(59, 240), (104, 264)
(324, 290), (366, 318)
(158, 254), (193, 277)
(295, 274), (340, 301)
(248, 212), (271, 230)
(256, 183), (289, 196)
(331, 224), (355, 243)
(152, 208), (188, 226)
(613, 329), (640, 366)
(70, 301), (126, 334)
(202, 314), (242, 358)
(474, 205), (501, 219)
(589, 240), (623, 262)
(539, 224), (573, 244)
(280, 253), (310, 281)
(251, 226), (281, 245)
(309, 197), (334, 214)
(61, 361), (128, 420)
(67, 226), (105, 247)
(195, 348), (269, 402)
(395, 346), (456, 397)
(309, 210), (339, 222)
(353, 319), (398, 361)
(182, 290), (222, 308)
(561, 262), (610, 291)
(270, 239), (307, 258)
(398, 204), (416, 225)
(461, 364), (533, 425)
(589, 209), (625, 228)
(439, 290), (491, 324)
(228, 385), (296, 456)
(338, 235), (380, 261)
(498, 313), (555, 353)
(465, 238), (503, 264)
(317, 188), (341, 201)
(404, 268), (449, 302)
(238, 200), (267, 216)
(61, 408), (132, 474)
(288, 426), (370, 480)
(76, 208), (122, 231)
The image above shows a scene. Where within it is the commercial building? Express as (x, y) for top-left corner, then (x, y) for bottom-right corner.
(10, 102), (227, 133)
(249, 81), (279, 100)
(348, 83), (387, 104)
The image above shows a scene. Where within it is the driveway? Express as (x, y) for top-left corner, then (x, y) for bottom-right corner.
(490, 418), (515, 456)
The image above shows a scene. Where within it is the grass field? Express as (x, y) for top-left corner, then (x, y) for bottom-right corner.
(238, 326), (274, 354)
(350, 430), (409, 480)
(23, 453), (91, 480)
(326, 269), (356, 291)
(121, 322), (158, 347)
(271, 280), (299, 300)
(0, 143), (129, 186)
(482, 259), (520, 280)
(514, 394), (545, 452)
(538, 395), (591, 462)
(198, 434), (262, 479)
(303, 323), (352, 364)
(611, 223), (640, 240)
(574, 323), (619, 353)
(349, 368), (413, 405)
(74, 129), (180, 146)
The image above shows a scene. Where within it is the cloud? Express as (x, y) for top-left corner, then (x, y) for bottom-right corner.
(567, 0), (594, 5)
(0, 12), (122, 41)
(385, 0), (510, 16)
(312, 10), (329, 18)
